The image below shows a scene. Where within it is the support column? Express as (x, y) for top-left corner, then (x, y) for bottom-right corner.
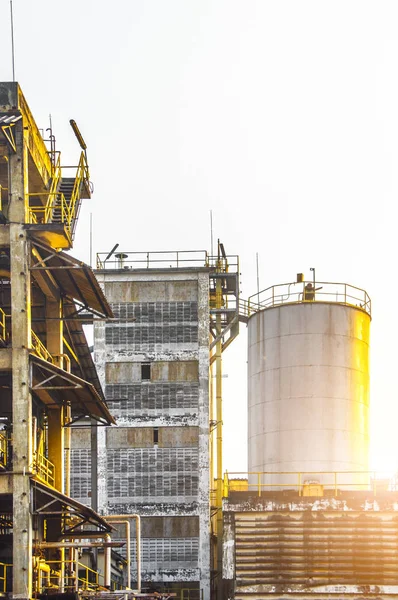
(215, 277), (223, 600)
(46, 298), (64, 493)
(10, 124), (33, 600)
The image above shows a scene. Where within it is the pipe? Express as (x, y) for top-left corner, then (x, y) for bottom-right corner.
(103, 520), (130, 589)
(37, 542), (124, 548)
(104, 514), (141, 592)
(104, 534), (111, 588)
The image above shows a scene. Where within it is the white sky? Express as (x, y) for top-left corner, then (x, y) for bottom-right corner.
(1, 0), (398, 473)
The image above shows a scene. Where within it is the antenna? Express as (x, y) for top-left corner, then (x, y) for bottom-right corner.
(210, 210), (214, 257)
(89, 213), (93, 268)
(10, 1), (15, 82)
(256, 252), (260, 304)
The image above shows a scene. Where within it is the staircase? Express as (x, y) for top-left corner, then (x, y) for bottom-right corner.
(51, 174), (83, 240)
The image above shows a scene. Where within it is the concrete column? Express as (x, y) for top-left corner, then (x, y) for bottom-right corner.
(198, 273), (210, 600)
(94, 308), (107, 514)
(10, 125), (33, 600)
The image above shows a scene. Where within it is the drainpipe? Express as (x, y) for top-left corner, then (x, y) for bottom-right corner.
(104, 520), (131, 589)
(104, 514), (141, 592)
(104, 534), (111, 588)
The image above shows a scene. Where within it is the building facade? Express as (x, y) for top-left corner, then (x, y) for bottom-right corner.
(90, 258), (212, 599)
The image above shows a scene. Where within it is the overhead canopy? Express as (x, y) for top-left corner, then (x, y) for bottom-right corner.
(30, 240), (113, 319)
(31, 355), (115, 425)
(32, 479), (113, 534)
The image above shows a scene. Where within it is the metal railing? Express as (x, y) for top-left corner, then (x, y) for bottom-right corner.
(0, 307), (7, 343)
(240, 280), (371, 317)
(28, 150), (90, 240)
(0, 562), (11, 593)
(0, 432), (7, 469)
(31, 330), (54, 364)
(96, 249), (209, 270)
(40, 559), (112, 593)
(33, 452), (55, 487)
(223, 471), (395, 497)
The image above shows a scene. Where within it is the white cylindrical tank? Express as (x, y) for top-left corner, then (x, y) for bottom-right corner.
(248, 289), (370, 490)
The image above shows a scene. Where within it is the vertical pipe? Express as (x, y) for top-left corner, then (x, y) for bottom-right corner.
(74, 548), (79, 592)
(104, 535), (111, 588)
(64, 403), (71, 497)
(135, 516), (141, 593)
(215, 276), (223, 600)
(90, 419), (98, 512)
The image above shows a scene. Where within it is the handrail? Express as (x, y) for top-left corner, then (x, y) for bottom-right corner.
(27, 150), (89, 240)
(241, 280), (371, 317)
(68, 151), (90, 239)
(31, 330), (54, 364)
(44, 559), (105, 592)
(223, 471), (394, 497)
(0, 562), (11, 593)
(0, 432), (7, 469)
(96, 249), (209, 270)
(33, 451), (55, 487)
(0, 307), (7, 342)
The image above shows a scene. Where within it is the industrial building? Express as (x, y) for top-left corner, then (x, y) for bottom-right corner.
(0, 81), (164, 600)
(3, 78), (398, 600)
(69, 247), (240, 600)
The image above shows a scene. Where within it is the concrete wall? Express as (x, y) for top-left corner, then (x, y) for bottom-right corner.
(84, 269), (210, 598)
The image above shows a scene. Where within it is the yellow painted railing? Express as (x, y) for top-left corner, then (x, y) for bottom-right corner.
(223, 471), (395, 498)
(0, 562), (11, 593)
(28, 150), (89, 240)
(240, 280), (371, 317)
(44, 560), (105, 593)
(68, 151), (90, 237)
(33, 452), (55, 487)
(31, 330), (54, 364)
(0, 308), (7, 343)
(0, 432), (7, 469)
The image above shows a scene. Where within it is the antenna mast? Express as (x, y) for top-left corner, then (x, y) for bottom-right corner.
(10, 1), (15, 82)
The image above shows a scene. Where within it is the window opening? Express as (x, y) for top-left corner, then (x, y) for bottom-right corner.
(141, 363), (151, 380)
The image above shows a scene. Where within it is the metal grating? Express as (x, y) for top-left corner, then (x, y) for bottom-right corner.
(105, 302), (198, 348)
(107, 448), (199, 500)
(105, 382), (199, 415)
(69, 449), (91, 501)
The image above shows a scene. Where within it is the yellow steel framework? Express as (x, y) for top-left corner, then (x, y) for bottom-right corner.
(207, 242), (240, 600)
(0, 82), (118, 599)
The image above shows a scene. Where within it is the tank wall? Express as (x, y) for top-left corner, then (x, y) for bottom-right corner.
(248, 303), (370, 487)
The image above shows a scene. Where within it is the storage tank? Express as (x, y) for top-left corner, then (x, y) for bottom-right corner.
(247, 279), (371, 490)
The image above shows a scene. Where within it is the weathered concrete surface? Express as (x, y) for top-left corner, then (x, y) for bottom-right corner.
(91, 269), (210, 599)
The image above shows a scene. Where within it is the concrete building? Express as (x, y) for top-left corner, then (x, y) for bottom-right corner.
(73, 249), (239, 600)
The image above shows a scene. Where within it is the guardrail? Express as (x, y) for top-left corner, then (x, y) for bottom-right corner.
(96, 249), (239, 274)
(33, 452), (55, 487)
(28, 150), (90, 241)
(31, 330), (54, 364)
(240, 280), (371, 317)
(0, 432), (7, 469)
(96, 249), (209, 270)
(0, 562), (11, 593)
(223, 471), (395, 497)
(0, 308), (7, 343)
